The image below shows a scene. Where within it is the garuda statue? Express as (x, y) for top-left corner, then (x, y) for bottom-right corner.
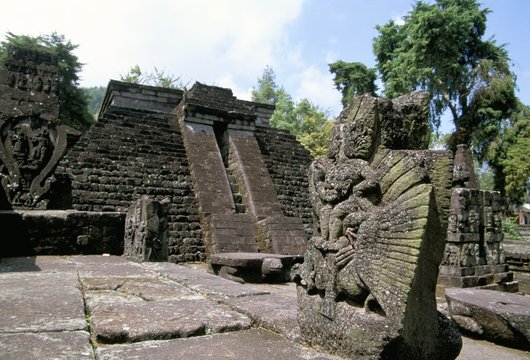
(294, 93), (462, 360)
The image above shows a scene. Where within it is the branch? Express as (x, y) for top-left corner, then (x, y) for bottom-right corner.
(436, 77), (459, 124)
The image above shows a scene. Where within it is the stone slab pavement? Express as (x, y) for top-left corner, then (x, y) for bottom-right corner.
(1, 255), (529, 359)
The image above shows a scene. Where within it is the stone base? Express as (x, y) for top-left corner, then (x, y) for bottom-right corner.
(210, 252), (302, 283)
(297, 286), (462, 360)
(0, 210), (125, 257)
(255, 215), (307, 255)
(437, 265), (519, 296)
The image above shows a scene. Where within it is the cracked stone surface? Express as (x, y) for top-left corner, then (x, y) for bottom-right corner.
(1, 255), (528, 359)
(0, 272), (86, 332)
(222, 293), (300, 341)
(95, 328), (342, 360)
(0, 331), (93, 360)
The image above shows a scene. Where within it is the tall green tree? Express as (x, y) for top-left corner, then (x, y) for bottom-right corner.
(372, 0), (517, 156)
(251, 67), (334, 157)
(329, 61), (377, 107)
(120, 65), (185, 89)
(485, 102), (530, 204)
(251, 65), (282, 105)
(0, 32), (93, 131)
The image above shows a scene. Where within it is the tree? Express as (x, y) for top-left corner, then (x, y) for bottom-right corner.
(372, 0), (517, 156)
(0, 32), (93, 131)
(82, 86), (106, 119)
(251, 65), (281, 105)
(120, 65), (185, 89)
(485, 103), (530, 204)
(296, 99), (335, 157)
(251, 67), (334, 157)
(329, 61), (377, 107)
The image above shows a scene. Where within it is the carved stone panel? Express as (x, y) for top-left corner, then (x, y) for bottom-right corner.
(0, 47), (80, 208)
(123, 196), (170, 262)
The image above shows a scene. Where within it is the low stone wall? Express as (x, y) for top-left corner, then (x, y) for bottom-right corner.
(1, 210), (125, 257)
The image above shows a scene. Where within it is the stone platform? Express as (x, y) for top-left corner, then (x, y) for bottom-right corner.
(1, 255), (528, 359)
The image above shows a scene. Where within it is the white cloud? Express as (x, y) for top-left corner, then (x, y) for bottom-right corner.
(293, 66), (342, 116)
(1, 0), (305, 88)
(215, 73), (252, 100)
(392, 15), (405, 26)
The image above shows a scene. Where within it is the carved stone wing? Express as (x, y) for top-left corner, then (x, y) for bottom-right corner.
(353, 149), (439, 321)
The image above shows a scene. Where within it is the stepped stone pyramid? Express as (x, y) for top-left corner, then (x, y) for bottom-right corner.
(55, 80), (313, 262)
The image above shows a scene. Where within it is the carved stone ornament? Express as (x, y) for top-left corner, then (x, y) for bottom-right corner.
(0, 114), (79, 208)
(293, 93), (462, 360)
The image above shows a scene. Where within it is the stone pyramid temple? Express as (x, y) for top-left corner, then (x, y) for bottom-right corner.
(1, 47), (313, 262)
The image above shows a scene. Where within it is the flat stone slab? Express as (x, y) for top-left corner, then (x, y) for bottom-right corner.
(82, 277), (203, 302)
(222, 293), (300, 341)
(457, 336), (530, 360)
(144, 262), (269, 299)
(210, 252), (301, 267)
(0, 331), (93, 360)
(446, 288), (530, 349)
(210, 252), (303, 283)
(0, 256), (76, 273)
(88, 296), (252, 344)
(0, 272), (86, 332)
(74, 256), (157, 279)
(96, 328), (341, 360)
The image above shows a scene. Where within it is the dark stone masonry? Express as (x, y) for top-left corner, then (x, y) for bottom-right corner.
(1, 47), (313, 262)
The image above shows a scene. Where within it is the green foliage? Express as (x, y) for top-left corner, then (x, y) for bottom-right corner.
(0, 32), (93, 131)
(296, 99), (335, 158)
(502, 217), (524, 241)
(485, 103), (530, 204)
(474, 161), (495, 191)
(82, 86), (106, 119)
(120, 65), (184, 89)
(251, 65), (281, 105)
(429, 131), (450, 150)
(329, 61), (377, 107)
(252, 67), (334, 157)
(372, 0), (516, 154)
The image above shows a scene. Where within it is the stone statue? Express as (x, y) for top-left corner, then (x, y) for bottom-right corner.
(123, 196), (170, 262)
(294, 93), (461, 360)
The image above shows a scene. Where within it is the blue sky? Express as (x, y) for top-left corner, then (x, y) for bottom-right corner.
(2, 1), (529, 133)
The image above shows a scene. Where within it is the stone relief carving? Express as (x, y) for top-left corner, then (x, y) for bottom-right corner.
(0, 48), (78, 209)
(0, 114), (77, 207)
(123, 196), (170, 262)
(294, 93), (461, 359)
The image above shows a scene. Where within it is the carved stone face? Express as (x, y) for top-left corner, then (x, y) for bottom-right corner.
(342, 116), (377, 160)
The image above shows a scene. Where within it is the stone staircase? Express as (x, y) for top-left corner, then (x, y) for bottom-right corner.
(227, 174), (246, 214)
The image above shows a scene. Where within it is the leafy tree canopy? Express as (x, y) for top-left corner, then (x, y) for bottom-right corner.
(372, 0), (517, 156)
(484, 102), (530, 204)
(0, 32), (93, 131)
(120, 65), (185, 89)
(252, 66), (334, 157)
(329, 61), (377, 107)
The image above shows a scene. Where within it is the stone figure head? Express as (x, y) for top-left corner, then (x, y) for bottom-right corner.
(328, 94), (379, 161)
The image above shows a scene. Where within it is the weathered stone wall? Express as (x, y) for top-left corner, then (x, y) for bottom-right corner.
(1, 210), (124, 256)
(56, 86), (204, 262)
(255, 126), (313, 236)
(438, 188), (517, 292)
